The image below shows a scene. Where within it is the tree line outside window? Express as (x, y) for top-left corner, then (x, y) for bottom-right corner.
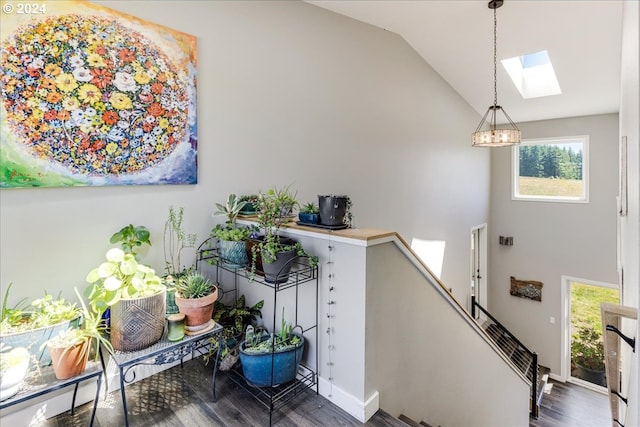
(518, 144), (583, 180)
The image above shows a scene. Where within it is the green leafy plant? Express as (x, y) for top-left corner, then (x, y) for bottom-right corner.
(174, 272), (216, 299)
(214, 193), (247, 227)
(110, 224), (151, 259)
(164, 206), (197, 277)
(0, 283), (80, 335)
(84, 248), (165, 315)
(300, 202), (319, 214)
(571, 324), (605, 371)
(212, 224), (256, 242)
(43, 289), (114, 362)
(239, 194), (259, 213)
(206, 295), (264, 364)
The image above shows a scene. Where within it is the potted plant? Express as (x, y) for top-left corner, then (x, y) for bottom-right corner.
(44, 291), (114, 380)
(318, 194), (352, 227)
(209, 295), (263, 370)
(250, 186), (315, 283)
(238, 194), (259, 215)
(298, 202), (320, 225)
(1, 283), (81, 367)
(0, 343), (30, 401)
(238, 309), (305, 387)
(163, 206), (198, 315)
(109, 224), (152, 260)
(174, 272), (218, 332)
(213, 194), (255, 267)
(84, 247), (166, 352)
(571, 325), (606, 385)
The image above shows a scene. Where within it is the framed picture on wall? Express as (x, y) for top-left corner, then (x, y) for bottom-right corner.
(1, 1), (198, 188)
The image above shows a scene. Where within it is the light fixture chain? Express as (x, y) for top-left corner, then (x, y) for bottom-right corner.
(493, 5), (498, 107)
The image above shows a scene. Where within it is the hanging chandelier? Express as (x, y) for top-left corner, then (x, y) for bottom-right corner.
(472, 0), (521, 147)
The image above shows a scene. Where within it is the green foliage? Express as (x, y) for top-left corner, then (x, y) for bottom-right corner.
(214, 193), (247, 227)
(571, 324), (605, 371)
(43, 289), (114, 362)
(110, 224), (151, 259)
(519, 144), (583, 180)
(0, 283), (80, 335)
(212, 224), (254, 242)
(164, 206), (197, 276)
(213, 295), (263, 338)
(242, 309), (301, 355)
(175, 272), (216, 299)
(84, 248), (164, 315)
(300, 202), (319, 214)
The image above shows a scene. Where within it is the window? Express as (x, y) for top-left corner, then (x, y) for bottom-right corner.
(512, 136), (589, 203)
(501, 50), (562, 99)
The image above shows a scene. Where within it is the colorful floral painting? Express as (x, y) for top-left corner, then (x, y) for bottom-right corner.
(0, 1), (197, 187)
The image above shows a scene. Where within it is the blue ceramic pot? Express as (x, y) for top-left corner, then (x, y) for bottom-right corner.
(239, 334), (305, 387)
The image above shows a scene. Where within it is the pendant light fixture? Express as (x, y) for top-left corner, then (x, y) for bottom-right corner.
(472, 0), (521, 147)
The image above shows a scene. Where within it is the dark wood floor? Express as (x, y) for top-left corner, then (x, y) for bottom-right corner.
(530, 379), (611, 427)
(37, 360), (611, 427)
(39, 358), (406, 427)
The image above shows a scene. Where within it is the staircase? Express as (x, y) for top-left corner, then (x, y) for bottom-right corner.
(471, 297), (548, 419)
(398, 414), (435, 427)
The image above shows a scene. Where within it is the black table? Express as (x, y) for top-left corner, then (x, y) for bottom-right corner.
(0, 361), (103, 426)
(106, 322), (223, 427)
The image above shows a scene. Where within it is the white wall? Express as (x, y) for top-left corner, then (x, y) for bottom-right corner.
(0, 0), (488, 422)
(619, 1), (640, 425)
(0, 1), (486, 309)
(488, 114), (619, 375)
(366, 241), (529, 427)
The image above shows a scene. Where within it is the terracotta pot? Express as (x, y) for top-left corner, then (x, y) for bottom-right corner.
(49, 340), (89, 380)
(175, 288), (218, 327)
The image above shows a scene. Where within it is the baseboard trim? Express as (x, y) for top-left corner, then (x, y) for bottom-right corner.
(317, 377), (379, 422)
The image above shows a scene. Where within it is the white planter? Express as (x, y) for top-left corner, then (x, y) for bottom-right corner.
(0, 347), (30, 401)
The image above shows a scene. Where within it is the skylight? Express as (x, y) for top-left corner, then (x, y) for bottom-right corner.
(501, 50), (561, 99)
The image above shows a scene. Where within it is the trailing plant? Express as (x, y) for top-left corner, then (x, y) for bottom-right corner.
(242, 308), (301, 355)
(84, 248), (165, 315)
(163, 206), (197, 277)
(571, 324), (605, 371)
(212, 224), (257, 242)
(174, 272), (216, 299)
(0, 283), (80, 335)
(110, 224), (151, 259)
(214, 193), (247, 227)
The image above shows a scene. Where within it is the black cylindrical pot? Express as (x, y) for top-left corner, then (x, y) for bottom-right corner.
(318, 195), (349, 226)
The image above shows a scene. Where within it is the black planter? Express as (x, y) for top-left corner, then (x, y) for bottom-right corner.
(318, 195), (349, 226)
(261, 248), (296, 284)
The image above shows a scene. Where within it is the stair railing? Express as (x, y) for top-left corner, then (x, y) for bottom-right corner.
(471, 296), (540, 419)
(601, 302), (637, 427)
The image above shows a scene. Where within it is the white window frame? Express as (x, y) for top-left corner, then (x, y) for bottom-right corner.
(512, 135), (589, 203)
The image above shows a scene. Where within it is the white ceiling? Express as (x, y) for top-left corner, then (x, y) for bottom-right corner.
(306, 0), (624, 124)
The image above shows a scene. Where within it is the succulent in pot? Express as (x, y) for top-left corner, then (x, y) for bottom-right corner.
(239, 309), (305, 387)
(174, 272), (219, 330)
(298, 202), (320, 225)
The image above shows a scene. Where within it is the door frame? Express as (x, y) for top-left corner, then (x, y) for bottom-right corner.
(470, 223), (488, 313)
(560, 275), (620, 386)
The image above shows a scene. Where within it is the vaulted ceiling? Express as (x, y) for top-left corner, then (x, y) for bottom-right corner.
(307, 0), (624, 124)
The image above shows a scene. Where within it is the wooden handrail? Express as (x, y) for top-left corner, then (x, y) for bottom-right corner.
(601, 302), (637, 427)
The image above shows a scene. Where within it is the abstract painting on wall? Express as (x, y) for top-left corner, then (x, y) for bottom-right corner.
(0, 0), (197, 188)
